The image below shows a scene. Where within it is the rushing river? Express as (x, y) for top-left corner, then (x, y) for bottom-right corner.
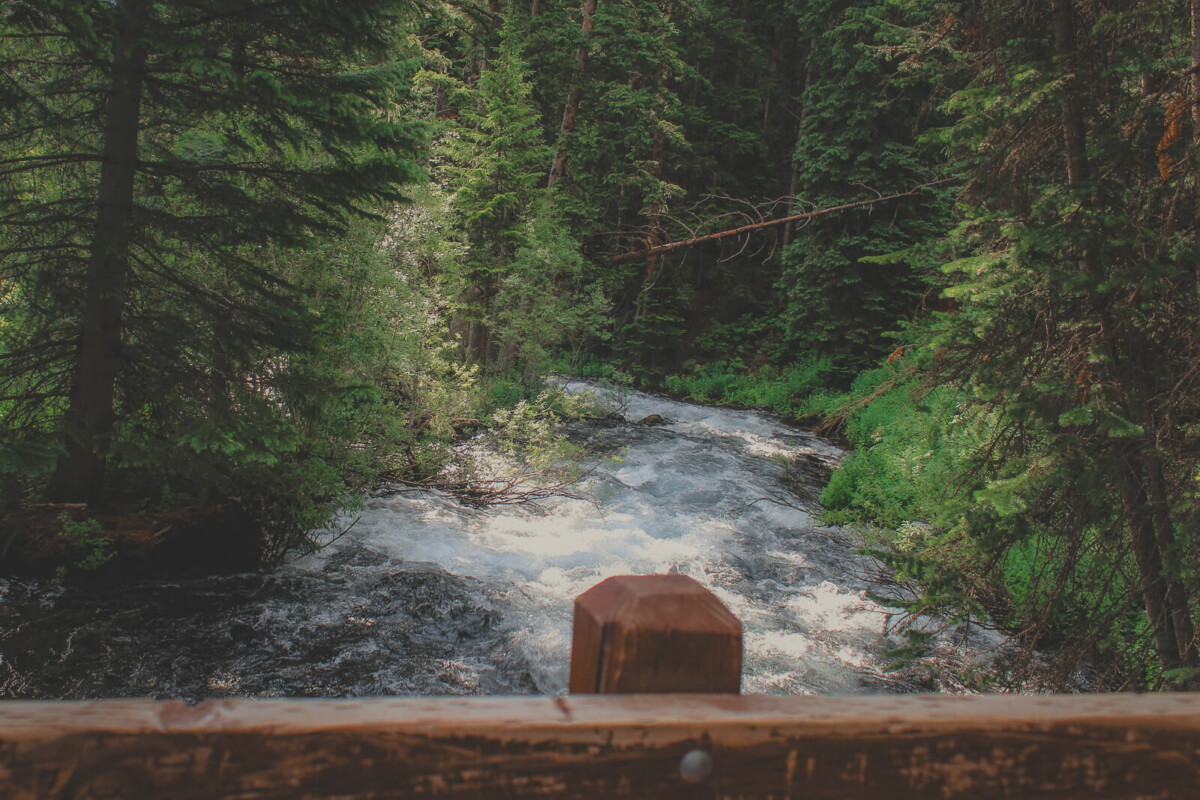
(0, 380), (1020, 700)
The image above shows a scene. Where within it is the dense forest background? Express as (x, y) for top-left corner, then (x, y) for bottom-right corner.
(2, 0), (1199, 690)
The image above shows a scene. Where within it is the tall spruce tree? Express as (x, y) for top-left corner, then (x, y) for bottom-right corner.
(0, 0), (423, 506)
(444, 10), (551, 367)
(553, 0), (689, 369)
(918, 0), (1200, 680)
(776, 0), (946, 378)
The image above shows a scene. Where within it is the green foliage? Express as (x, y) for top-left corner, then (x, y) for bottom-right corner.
(551, 0), (688, 227)
(100, 214), (479, 555)
(662, 357), (832, 418)
(923, 0), (1200, 680)
(488, 388), (595, 470)
(4, 0), (1197, 695)
(818, 366), (984, 529)
(493, 205), (612, 382)
(817, 354), (1178, 686)
(781, 0), (1200, 686)
(775, 0), (950, 378)
(427, 384), (603, 511)
(880, 628), (936, 670)
(56, 513), (112, 574)
(690, 314), (786, 366)
(0, 0), (428, 539)
(417, 8), (610, 383)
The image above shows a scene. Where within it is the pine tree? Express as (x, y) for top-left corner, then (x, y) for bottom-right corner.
(0, 0), (424, 505)
(775, 0), (947, 378)
(444, 10), (552, 367)
(918, 0), (1200, 680)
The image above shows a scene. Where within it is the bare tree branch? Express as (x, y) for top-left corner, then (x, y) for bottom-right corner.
(607, 181), (951, 265)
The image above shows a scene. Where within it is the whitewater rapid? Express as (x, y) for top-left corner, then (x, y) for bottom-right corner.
(0, 380), (1013, 699)
(285, 379), (1007, 695)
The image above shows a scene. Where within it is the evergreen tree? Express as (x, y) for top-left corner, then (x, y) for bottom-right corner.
(552, 0), (690, 371)
(905, 0), (1200, 680)
(0, 0), (424, 506)
(407, 3), (610, 382)
(443, 10), (552, 367)
(776, 0), (947, 378)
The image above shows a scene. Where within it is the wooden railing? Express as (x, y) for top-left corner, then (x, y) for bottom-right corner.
(3, 575), (1199, 799)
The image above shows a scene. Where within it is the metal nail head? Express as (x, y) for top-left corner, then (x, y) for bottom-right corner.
(679, 748), (713, 784)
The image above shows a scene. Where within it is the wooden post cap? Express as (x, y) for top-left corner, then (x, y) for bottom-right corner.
(568, 574), (743, 694)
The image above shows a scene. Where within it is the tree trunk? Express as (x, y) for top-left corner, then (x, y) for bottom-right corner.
(1051, 0), (1090, 186)
(547, 0), (598, 188)
(1053, 0), (1187, 677)
(1056, 0), (1192, 676)
(643, 62), (671, 288)
(1143, 444), (1199, 665)
(1049, 0), (1098, 284)
(1121, 474), (1182, 673)
(50, 0), (148, 506)
(610, 188), (927, 265)
(458, 282), (493, 367)
(1191, 0), (1200, 297)
(783, 39), (815, 248)
(762, 40), (779, 131)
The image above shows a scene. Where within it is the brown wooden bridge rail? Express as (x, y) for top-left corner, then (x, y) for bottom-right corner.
(3, 575), (1200, 799)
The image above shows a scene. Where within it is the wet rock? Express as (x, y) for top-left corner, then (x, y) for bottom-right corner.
(0, 552), (535, 701)
(636, 413), (669, 426)
(783, 451), (837, 505)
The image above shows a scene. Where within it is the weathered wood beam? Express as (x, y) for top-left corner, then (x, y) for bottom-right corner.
(3, 694), (1200, 799)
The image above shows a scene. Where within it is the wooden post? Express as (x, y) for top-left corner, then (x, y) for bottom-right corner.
(569, 574), (743, 694)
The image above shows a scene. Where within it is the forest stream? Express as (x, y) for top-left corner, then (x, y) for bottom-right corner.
(0, 380), (1022, 700)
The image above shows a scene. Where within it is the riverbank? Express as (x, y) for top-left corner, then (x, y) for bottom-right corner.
(0, 503), (263, 580)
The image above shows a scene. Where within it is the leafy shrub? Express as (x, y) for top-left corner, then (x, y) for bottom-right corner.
(57, 513), (112, 573)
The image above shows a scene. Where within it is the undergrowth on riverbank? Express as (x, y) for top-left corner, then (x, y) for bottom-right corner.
(556, 354), (834, 422)
(813, 365), (1166, 690)
(630, 354), (1169, 690)
(662, 358), (832, 420)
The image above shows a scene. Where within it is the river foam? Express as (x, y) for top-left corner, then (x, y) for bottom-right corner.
(1, 380), (1016, 699)
(291, 379), (1010, 695)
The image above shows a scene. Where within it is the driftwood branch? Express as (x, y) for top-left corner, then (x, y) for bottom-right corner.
(607, 184), (945, 265)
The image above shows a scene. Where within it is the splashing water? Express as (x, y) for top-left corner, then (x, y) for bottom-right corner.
(0, 380), (1016, 700)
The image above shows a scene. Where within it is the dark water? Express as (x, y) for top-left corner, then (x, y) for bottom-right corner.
(1, 550), (534, 699)
(1, 381), (1023, 700)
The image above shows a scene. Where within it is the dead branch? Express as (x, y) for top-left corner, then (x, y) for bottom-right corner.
(608, 183), (949, 265)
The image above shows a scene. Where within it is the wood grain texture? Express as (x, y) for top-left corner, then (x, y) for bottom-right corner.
(3, 694), (1200, 799)
(569, 574), (743, 694)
